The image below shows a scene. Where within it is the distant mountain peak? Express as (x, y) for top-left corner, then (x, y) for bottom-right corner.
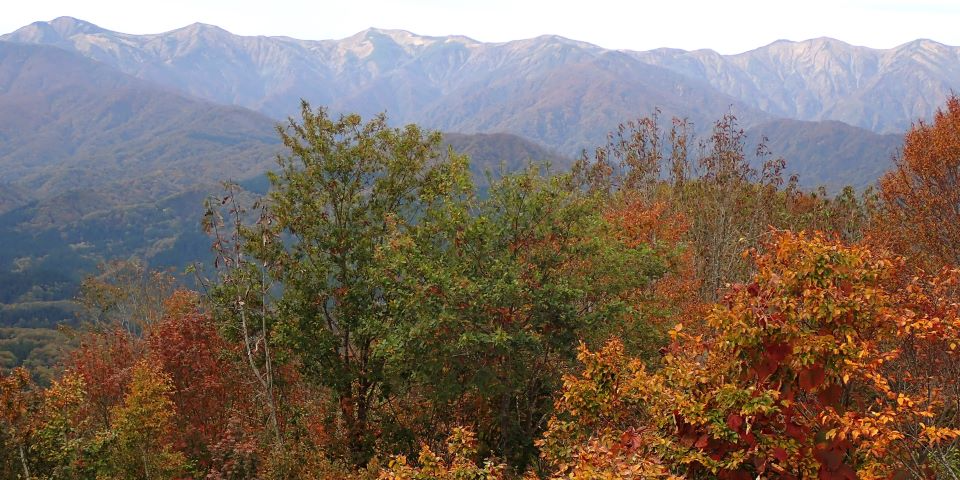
(184, 22), (227, 31)
(756, 37), (858, 53)
(806, 36), (853, 46)
(2, 17), (108, 45)
(366, 27), (433, 45)
(894, 38), (949, 53)
(336, 27), (482, 59)
(361, 27), (415, 37)
(165, 21), (232, 38)
(47, 16), (107, 36)
(345, 27), (480, 51)
(525, 33), (598, 48)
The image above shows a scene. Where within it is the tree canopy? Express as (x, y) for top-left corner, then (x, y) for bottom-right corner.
(4, 98), (960, 479)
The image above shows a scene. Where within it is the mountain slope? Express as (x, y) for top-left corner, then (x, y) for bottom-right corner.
(632, 38), (960, 133)
(443, 132), (569, 173)
(0, 183), (31, 214)
(0, 40), (281, 331)
(745, 119), (902, 189)
(422, 45), (761, 154)
(0, 41), (281, 198)
(2, 18), (766, 154)
(6, 18), (954, 143)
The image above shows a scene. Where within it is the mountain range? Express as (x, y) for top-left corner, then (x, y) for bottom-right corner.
(0, 32), (566, 331)
(3, 17), (946, 189)
(1, 18), (761, 154)
(633, 38), (960, 134)
(5, 18), (956, 146)
(1, 16), (956, 331)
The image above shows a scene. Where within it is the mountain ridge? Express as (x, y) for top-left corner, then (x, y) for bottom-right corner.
(0, 40), (282, 198)
(6, 17), (955, 148)
(1, 17), (768, 154)
(0, 39), (576, 330)
(630, 37), (960, 133)
(1, 17), (938, 189)
(745, 118), (902, 189)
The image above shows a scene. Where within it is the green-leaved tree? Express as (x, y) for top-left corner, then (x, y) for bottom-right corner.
(209, 101), (471, 466)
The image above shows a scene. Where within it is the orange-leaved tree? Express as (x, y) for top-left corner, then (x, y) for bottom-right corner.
(0, 368), (34, 479)
(536, 340), (679, 479)
(62, 289), (261, 476)
(103, 360), (187, 479)
(380, 427), (508, 480)
(540, 231), (960, 479)
(876, 94), (960, 270)
(146, 290), (250, 464)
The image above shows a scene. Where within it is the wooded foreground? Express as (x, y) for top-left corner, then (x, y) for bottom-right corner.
(3, 98), (960, 479)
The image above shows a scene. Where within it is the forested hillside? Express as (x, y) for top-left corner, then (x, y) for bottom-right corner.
(745, 119), (903, 189)
(2, 15), (960, 479)
(0, 42), (281, 197)
(0, 38), (570, 341)
(3, 98), (959, 478)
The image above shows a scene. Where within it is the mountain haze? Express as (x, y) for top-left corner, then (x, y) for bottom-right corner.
(0, 37), (573, 324)
(2, 17), (768, 153)
(633, 37), (960, 133)
(0, 183), (30, 214)
(0, 41), (281, 199)
(1, 15), (953, 387)
(6, 18), (957, 146)
(745, 119), (902, 189)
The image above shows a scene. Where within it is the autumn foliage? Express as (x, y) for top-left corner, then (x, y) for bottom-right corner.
(379, 428), (508, 480)
(0, 291), (259, 478)
(146, 291), (248, 459)
(877, 94), (960, 269)
(6, 99), (960, 479)
(541, 231), (960, 479)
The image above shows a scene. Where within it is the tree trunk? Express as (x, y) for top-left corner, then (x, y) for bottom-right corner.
(19, 444), (30, 480)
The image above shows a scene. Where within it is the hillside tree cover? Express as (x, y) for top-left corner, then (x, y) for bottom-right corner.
(876, 95), (960, 270)
(2, 97), (960, 479)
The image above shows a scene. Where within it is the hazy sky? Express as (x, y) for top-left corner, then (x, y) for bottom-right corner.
(3, 0), (959, 54)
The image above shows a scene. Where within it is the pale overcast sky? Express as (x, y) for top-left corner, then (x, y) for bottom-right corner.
(2, 0), (958, 54)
